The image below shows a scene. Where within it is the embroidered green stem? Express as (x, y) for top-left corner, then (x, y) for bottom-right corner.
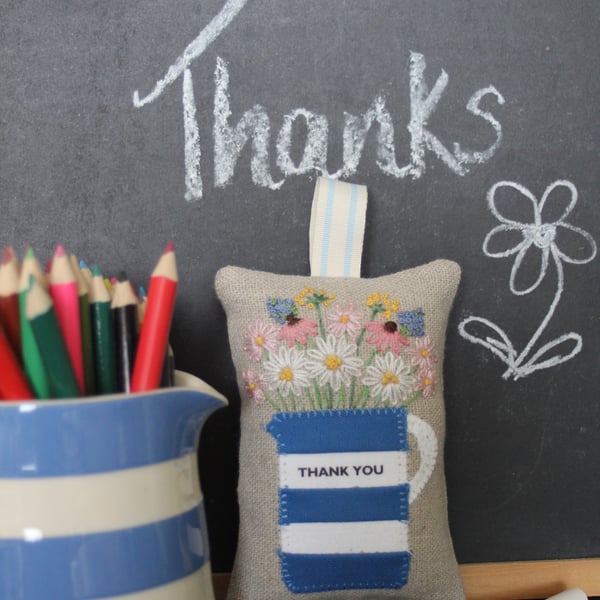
(278, 392), (289, 412)
(349, 378), (356, 408)
(403, 390), (422, 409)
(315, 303), (326, 338)
(360, 386), (370, 408)
(263, 391), (281, 412)
(313, 380), (323, 410)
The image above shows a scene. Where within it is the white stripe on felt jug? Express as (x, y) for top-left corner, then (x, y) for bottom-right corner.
(0, 371), (226, 600)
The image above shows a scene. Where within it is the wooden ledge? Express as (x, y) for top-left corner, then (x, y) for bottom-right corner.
(212, 558), (600, 600)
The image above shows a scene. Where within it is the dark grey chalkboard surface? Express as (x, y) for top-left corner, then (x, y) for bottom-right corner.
(2, 0), (598, 571)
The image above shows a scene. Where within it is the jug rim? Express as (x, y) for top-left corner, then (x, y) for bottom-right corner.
(0, 370), (228, 408)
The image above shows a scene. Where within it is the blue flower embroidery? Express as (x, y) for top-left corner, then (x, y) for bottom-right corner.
(266, 297), (298, 325)
(397, 308), (425, 337)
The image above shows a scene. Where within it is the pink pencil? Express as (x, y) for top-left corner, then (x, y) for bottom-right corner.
(48, 245), (84, 394)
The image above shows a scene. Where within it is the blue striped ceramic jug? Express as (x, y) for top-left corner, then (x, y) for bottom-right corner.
(0, 371), (226, 600)
(266, 407), (436, 593)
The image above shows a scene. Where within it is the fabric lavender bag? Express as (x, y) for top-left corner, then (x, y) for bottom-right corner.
(216, 178), (464, 600)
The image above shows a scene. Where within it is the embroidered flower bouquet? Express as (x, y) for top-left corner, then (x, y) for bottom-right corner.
(216, 259), (464, 600)
(246, 290), (435, 412)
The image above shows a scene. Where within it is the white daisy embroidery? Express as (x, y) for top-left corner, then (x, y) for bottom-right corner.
(263, 345), (310, 397)
(306, 334), (363, 392)
(362, 352), (414, 405)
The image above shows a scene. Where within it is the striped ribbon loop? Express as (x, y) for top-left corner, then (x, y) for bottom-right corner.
(309, 177), (368, 277)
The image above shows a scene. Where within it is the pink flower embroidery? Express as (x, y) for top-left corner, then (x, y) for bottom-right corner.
(365, 321), (409, 354)
(243, 320), (279, 362)
(406, 335), (437, 369)
(415, 367), (436, 398)
(326, 302), (364, 340)
(278, 315), (318, 347)
(242, 370), (266, 404)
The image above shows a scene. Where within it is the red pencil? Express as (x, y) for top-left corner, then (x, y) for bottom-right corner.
(131, 242), (178, 392)
(48, 245), (85, 394)
(0, 245), (22, 358)
(0, 325), (33, 400)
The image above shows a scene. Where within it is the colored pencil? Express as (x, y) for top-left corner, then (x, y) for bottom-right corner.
(70, 255), (95, 395)
(0, 245), (22, 358)
(104, 278), (113, 296)
(25, 276), (80, 399)
(160, 344), (175, 388)
(48, 245), (85, 394)
(131, 242), (178, 392)
(0, 325), (33, 400)
(89, 265), (117, 394)
(111, 279), (139, 393)
(137, 285), (174, 389)
(137, 286), (147, 329)
(79, 259), (93, 288)
(19, 246), (51, 399)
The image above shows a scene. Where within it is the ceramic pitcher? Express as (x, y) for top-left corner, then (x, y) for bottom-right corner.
(0, 371), (227, 600)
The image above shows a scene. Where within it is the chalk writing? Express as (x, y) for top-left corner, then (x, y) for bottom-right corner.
(459, 180), (597, 380)
(133, 5), (505, 201)
(132, 0), (249, 107)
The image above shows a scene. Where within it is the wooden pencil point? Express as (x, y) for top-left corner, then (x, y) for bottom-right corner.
(2, 245), (17, 265)
(53, 244), (67, 258)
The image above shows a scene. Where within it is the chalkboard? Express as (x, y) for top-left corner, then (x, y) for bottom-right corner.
(2, 0), (598, 573)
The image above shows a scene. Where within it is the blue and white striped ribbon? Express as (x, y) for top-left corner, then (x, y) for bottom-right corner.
(309, 177), (368, 277)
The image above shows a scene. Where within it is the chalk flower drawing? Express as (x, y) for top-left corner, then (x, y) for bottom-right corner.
(241, 289), (437, 411)
(459, 180), (597, 380)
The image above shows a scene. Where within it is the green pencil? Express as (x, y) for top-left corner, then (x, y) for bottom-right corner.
(89, 265), (116, 394)
(19, 247), (51, 399)
(25, 275), (80, 399)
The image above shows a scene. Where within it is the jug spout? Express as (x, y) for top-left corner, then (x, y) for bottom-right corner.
(174, 369), (229, 414)
(161, 370), (228, 458)
(175, 371), (228, 412)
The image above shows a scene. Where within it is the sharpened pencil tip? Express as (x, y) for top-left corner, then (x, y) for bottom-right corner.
(2, 245), (16, 264)
(164, 241), (174, 253)
(24, 245), (35, 259)
(54, 244), (66, 258)
(92, 264), (102, 277)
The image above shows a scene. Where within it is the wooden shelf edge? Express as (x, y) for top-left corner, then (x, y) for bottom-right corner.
(212, 558), (600, 600)
(460, 558), (600, 600)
